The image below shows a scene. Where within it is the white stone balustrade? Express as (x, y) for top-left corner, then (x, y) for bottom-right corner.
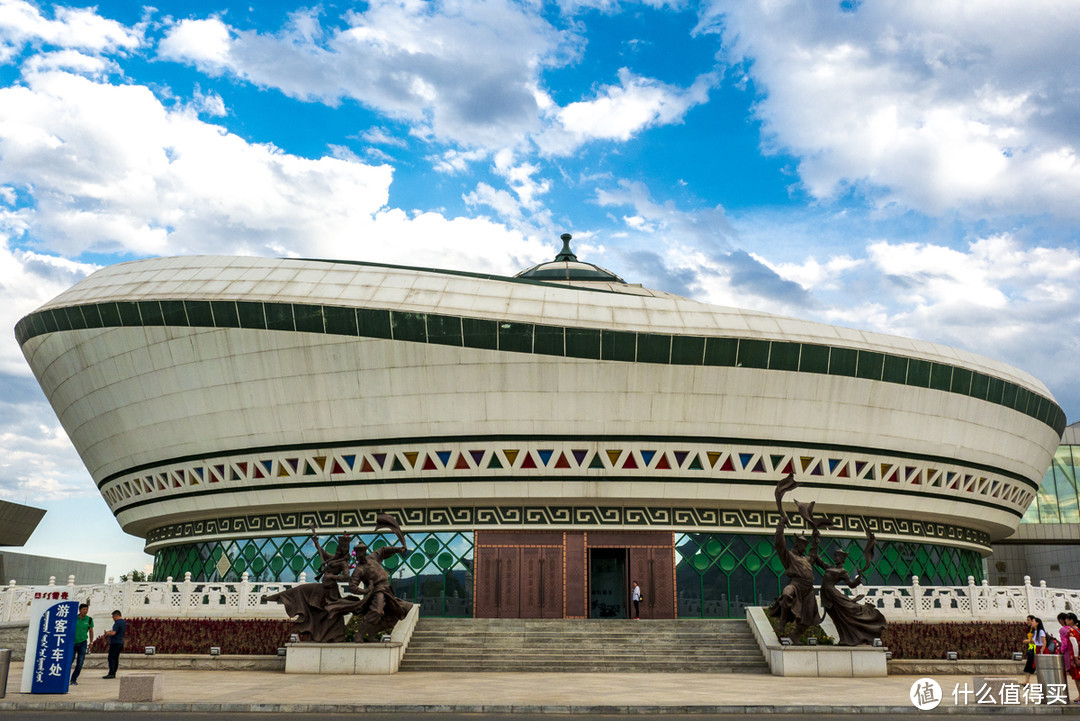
(1, 573), (1076, 624)
(844, 575), (1080, 621)
(0, 572), (320, 624)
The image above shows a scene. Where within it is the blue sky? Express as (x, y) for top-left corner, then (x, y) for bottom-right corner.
(1, 0), (1079, 578)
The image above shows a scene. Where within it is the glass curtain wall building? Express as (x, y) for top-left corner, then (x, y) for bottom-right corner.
(991, 421), (1080, 588)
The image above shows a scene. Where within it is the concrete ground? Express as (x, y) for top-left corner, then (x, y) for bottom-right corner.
(1, 661), (1076, 715)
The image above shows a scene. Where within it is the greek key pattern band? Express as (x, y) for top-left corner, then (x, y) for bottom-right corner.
(144, 505), (991, 552)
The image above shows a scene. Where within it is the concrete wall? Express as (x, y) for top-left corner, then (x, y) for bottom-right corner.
(0, 551), (106, 586)
(989, 523), (1080, 588)
(987, 543), (1080, 589)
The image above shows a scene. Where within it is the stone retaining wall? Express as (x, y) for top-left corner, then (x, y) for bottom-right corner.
(80, 653), (285, 671)
(887, 659), (1025, 675)
(0, 622), (28, 660)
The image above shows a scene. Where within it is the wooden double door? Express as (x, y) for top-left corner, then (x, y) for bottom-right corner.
(475, 539), (563, 618)
(474, 530), (675, 619)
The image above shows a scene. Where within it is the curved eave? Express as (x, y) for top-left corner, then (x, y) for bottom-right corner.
(22, 256), (1057, 396)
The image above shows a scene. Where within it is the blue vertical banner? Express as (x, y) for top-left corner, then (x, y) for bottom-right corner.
(20, 595), (78, 694)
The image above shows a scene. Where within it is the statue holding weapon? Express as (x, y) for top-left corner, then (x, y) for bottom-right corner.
(326, 513), (414, 642)
(768, 473), (825, 643)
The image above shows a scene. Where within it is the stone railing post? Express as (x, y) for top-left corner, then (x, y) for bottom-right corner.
(122, 579), (135, 617)
(238, 572), (250, 615)
(2, 580), (15, 622)
(1037, 579), (1048, 614)
(967, 576), (977, 618)
(1023, 576), (1034, 616)
(298, 572), (307, 584)
(181, 572), (194, 616)
(911, 576), (921, 618)
(48, 576), (56, 587)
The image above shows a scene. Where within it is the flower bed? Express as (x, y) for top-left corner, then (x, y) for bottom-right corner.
(90, 618), (294, 655)
(881, 621), (1028, 660)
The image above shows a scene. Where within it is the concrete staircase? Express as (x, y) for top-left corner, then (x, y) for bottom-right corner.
(398, 618), (770, 673)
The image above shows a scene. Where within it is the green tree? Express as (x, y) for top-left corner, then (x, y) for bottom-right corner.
(119, 569), (153, 582)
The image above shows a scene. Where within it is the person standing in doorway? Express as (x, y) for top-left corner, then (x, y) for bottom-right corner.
(102, 610), (126, 679)
(69, 603), (94, 685)
(631, 580), (642, 620)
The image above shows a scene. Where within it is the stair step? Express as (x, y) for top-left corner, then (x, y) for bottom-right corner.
(400, 618), (768, 673)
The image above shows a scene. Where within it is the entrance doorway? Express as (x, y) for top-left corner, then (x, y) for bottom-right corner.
(589, 548), (627, 618)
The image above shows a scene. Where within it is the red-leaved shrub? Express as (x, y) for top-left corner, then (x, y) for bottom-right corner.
(881, 621), (1028, 660)
(90, 618), (294, 655)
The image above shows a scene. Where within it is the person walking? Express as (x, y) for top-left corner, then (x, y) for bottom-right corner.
(69, 603), (94, 685)
(631, 580), (642, 620)
(102, 610), (126, 679)
(1056, 612), (1080, 701)
(1022, 615), (1047, 686)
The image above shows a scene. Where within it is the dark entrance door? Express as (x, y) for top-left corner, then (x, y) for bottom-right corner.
(474, 532), (563, 618)
(588, 548), (627, 618)
(629, 546), (676, 619)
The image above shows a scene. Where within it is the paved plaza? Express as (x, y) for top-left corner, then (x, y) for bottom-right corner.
(3, 661), (1078, 715)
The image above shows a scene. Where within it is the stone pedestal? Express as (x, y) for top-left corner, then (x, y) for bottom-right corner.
(285, 642), (403, 674)
(747, 607), (889, 677)
(118, 674), (164, 701)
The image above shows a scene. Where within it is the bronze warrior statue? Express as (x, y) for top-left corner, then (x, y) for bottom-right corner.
(262, 514), (414, 643)
(261, 525), (353, 643)
(768, 514), (824, 643)
(326, 513), (414, 641)
(768, 473), (887, 646)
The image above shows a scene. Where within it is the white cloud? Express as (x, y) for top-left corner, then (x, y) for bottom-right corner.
(463, 182), (524, 221)
(596, 179), (736, 249)
(0, 65), (552, 276)
(157, 1), (570, 149)
(360, 126), (408, 149)
(157, 17), (231, 68)
(22, 48), (114, 76)
(428, 148), (489, 175)
(700, 0), (1080, 216)
(493, 150), (550, 209)
(759, 253), (864, 292)
(0, 396), (90, 502)
(189, 85), (226, 117)
(0, 0), (141, 55)
(538, 68), (716, 154)
(0, 237), (97, 375)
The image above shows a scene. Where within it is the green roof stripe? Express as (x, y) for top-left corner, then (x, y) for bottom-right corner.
(14, 299), (1066, 436)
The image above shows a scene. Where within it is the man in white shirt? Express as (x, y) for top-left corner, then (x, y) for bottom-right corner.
(631, 581), (642, 620)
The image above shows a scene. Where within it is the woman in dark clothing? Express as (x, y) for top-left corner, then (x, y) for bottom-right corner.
(1023, 615), (1048, 684)
(812, 543), (887, 646)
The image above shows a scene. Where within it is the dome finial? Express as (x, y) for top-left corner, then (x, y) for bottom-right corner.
(555, 233), (577, 262)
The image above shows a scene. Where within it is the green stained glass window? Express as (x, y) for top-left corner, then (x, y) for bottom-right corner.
(323, 305), (357, 336)
(704, 337), (737, 366)
(533, 325), (564, 356)
(497, 321), (532, 353)
(799, 344), (829, 374)
(768, 342), (800, 371)
(601, 329), (636, 361)
(736, 339), (769, 369)
(565, 327), (600, 359)
(462, 317), (497, 350)
(856, 351), (884, 381)
(671, 335), (705, 365)
(828, 347), (857, 377)
(426, 313), (463, 346)
(184, 300), (213, 327)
